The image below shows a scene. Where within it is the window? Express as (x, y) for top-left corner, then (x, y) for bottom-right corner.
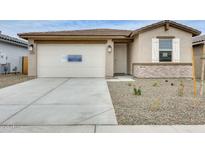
(159, 39), (172, 62)
(68, 55), (82, 62)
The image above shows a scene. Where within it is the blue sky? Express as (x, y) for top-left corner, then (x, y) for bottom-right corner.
(0, 20), (204, 38)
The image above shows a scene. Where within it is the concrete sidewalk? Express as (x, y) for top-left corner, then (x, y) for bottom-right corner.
(0, 125), (205, 133)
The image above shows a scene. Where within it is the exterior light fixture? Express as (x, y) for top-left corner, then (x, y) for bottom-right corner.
(28, 44), (35, 54)
(28, 44), (34, 51)
(107, 45), (112, 53)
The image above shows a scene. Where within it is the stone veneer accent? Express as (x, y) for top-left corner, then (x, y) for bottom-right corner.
(133, 63), (192, 78)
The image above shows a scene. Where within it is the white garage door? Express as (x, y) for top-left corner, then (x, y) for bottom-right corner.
(37, 44), (106, 77)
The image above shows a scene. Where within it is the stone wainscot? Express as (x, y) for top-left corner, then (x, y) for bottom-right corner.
(133, 63), (192, 78)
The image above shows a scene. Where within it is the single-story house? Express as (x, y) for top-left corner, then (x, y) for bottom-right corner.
(193, 35), (205, 79)
(0, 31), (28, 74)
(18, 20), (201, 78)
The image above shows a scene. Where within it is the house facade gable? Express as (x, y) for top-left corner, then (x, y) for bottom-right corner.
(136, 26), (193, 63)
(129, 26), (193, 78)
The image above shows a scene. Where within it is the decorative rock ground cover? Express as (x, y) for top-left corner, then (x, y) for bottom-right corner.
(0, 74), (35, 89)
(108, 79), (205, 125)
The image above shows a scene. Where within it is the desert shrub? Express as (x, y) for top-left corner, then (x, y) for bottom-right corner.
(138, 87), (142, 95)
(133, 87), (138, 95)
(149, 98), (161, 111)
(133, 87), (142, 96)
(171, 83), (174, 86)
(178, 80), (184, 96)
(128, 82), (132, 86)
(152, 82), (158, 87)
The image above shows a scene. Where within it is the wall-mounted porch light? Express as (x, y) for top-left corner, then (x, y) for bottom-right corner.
(28, 44), (33, 51)
(28, 44), (34, 54)
(107, 45), (112, 53)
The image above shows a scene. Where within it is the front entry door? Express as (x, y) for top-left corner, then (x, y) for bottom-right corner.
(114, 44), (127, 74)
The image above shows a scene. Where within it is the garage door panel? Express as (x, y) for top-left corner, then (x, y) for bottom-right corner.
(37, 44), (106, 77)
(38, 67), (105, 77)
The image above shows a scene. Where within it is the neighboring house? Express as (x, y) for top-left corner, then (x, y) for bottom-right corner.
(193, 35), (205, 79)
(0, 31), (28, 74)
(18, 20), (201, 78)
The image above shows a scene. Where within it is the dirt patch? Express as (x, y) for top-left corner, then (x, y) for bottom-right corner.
(108, 79), (205, 125)
(0, 74), (35, 89)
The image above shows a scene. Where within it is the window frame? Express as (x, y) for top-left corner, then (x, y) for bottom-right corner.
(159, 38), (173, 62)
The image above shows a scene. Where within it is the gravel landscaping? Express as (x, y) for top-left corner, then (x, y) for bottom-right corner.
(108, 79), (205, 125)
(0, 74), (35, 89)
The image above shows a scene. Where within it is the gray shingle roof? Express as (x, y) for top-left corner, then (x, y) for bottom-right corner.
(0, 33), (28, 47)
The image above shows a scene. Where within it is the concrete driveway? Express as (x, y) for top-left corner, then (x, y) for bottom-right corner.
(0, 78), (117, 126)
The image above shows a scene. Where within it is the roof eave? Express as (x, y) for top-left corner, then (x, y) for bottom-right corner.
(0, 37), (28, 48)
(169, 21), (201, 36)
(18, 35), (131, 40)
(193, 41), (205, 46)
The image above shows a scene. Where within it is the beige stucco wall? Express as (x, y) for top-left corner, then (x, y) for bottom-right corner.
(128, 36), (139, 74)
(28, 39), (37, 76)
(129, 26), (193, 74)
(105, 39), (114, 77)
